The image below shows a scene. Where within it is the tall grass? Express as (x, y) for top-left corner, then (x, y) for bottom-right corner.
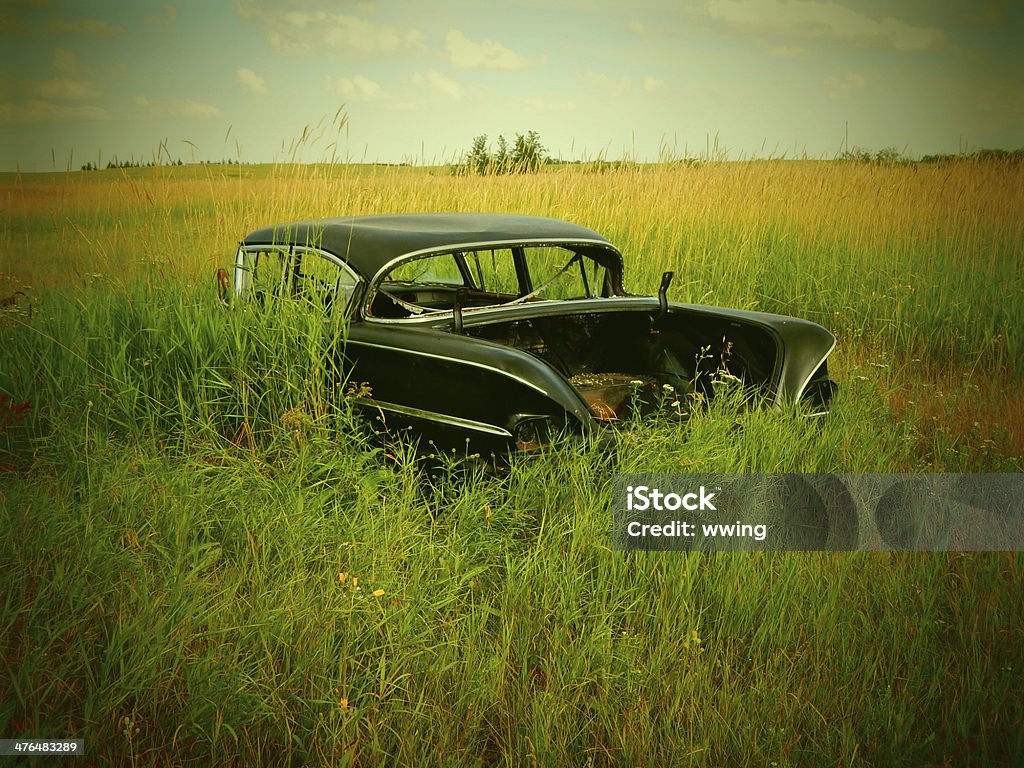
(1, 159), (1022, 764)
(5, 160), (1022, 370)
(3, 157), (1021, 460)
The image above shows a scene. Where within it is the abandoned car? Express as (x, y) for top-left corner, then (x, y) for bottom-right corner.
(222, 213), (836, 455)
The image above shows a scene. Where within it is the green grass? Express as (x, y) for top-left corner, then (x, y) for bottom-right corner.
(1, 159), (1022, 765)
(2, 425), (1021, 764)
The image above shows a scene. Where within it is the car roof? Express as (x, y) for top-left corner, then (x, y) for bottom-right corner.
(241, 212), (619, 280)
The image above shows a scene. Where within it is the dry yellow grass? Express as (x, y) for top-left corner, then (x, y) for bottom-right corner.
(3, 159), (1021, 292)
(2, 158), (1020, 467)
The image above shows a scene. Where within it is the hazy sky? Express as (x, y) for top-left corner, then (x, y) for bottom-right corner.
(2, 0), (1021, 171)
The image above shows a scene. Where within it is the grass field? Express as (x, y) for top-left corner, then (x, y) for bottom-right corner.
(1, 159), (1022, 765)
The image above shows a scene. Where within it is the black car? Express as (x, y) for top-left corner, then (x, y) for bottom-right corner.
(221, 213), (836, 455)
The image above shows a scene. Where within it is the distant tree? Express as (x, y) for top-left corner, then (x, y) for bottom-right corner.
(921, 148), (1023, 165)
(511, 130), (546, 172)
(494, 135), (509, 174)
(838, 145), (907, 165)
(467, 134), (489, 175)
(838, 146), (872, 163)
(873, 147), (902, 165)
(456, 130), (549, 175)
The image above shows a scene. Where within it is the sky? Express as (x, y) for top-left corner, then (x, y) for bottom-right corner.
(2, 0), (1022, 171)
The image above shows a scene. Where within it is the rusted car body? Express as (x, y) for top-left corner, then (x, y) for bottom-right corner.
(225, 213), (836, 455)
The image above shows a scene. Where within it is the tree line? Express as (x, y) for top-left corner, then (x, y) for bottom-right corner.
(80, 158), (249, 171)
(76, 138), (1024, 173)
(457, 130), (549, 175)
(838, 146), (1024, 165)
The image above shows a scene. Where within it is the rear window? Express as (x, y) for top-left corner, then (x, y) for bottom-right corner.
(235, 247), (360, 315)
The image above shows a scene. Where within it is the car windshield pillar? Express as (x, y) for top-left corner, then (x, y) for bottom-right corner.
(512, 246), (532, 294)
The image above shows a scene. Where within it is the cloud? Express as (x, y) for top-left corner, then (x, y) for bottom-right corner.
(324, 74), (384, 101)
(444, 29), (532, 70)
(0, 100), (108, 122)
(135, 97), (223, 119)
(825, 72), (866, 99)
(643, 75), (665, 92)
(241, 5), (421, 57)
(35, 77), (101, 100)
(628, 20), (646, 36)
(48, 17), (127, 38)
(411, 70), (461, 101)
(236, 67), (267, 95)
(700, 0), (946, 51)
(52, 48), (84, 75)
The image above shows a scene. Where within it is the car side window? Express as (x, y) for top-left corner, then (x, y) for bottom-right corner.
(328, 260), (360, 316)
(252, 249), (292, 297)
(372, 252), (475, 317)
(522, 246), (592, 300)
(385, 253), (467, 286)
(244, 248), (359, 316)
(296, 251), (358, 314)
(464, 249), (520, 295)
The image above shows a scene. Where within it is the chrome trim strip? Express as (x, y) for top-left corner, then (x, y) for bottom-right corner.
(354, 397), (513, 438)
(363, 293), (662, 327)
(363, 296), (606, 326)
(344, 338), (551, 396)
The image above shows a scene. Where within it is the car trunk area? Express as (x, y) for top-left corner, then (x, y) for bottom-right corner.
(465, 308), (780, 420)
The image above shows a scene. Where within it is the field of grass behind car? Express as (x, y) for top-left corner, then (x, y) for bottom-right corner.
(1, 159), (1021, 765)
